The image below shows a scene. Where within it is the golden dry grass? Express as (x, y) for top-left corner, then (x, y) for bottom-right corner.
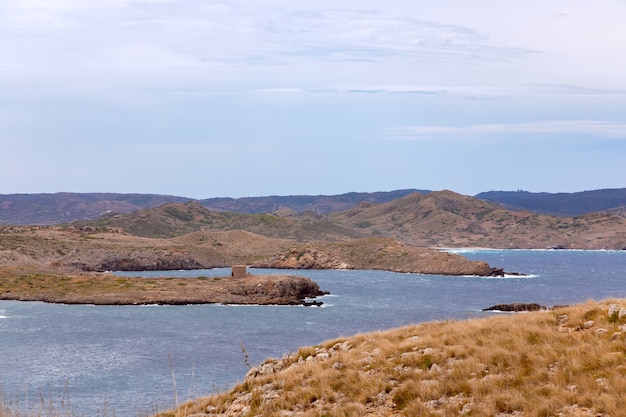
(158, 298), (626, 417)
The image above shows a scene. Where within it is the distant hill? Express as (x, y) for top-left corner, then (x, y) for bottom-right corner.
(329, 190), (626, 249)
(3, 189), (626, 249)
(475, 188), (626, 216)
(0, 192), (190, 225)
(72, 191), (626, 249)
(0, 190), (423, 225)
(198, 189), (425, 214)
(72, 201), (365, 241)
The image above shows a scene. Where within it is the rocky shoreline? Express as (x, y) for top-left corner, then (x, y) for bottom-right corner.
(0, 268), (327, 306)
(252, 243), (521, 277)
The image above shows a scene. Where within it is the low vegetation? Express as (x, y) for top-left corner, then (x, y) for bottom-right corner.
(0, 266), (325, 305)
(156, 298), (626, 417)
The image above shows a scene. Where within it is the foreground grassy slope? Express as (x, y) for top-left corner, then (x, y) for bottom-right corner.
(158, 298), (626, 417)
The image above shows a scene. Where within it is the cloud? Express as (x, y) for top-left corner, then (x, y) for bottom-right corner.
(384, 120), (626, 141)
(253, 86), (448, 96)
(0, 1), (537, 94)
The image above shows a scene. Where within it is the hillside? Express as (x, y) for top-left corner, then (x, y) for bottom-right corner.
(157, 298), (626, 417)
(253, 238), (506, 276)
(2, 188), (626, 226)
(0, 225), (503, 276)
(72, 201), (364, 241)
(0, 226), (292, 271)
(199, 189), (425, 214)
(4, 190), (626, 250)
(476, 188), (626, 216)
(329, 190), (626, 249)
(0, 190), (422, 225)
(0, 192), (190, 225)
(68, 192), (626, 250)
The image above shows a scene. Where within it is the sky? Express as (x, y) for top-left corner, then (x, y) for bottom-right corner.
(1, 0), (625, 199)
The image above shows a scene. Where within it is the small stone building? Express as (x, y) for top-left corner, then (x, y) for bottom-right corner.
(231, 265), (248, 278)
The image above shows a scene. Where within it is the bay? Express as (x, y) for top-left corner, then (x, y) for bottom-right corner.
(1, 250), (625, 416)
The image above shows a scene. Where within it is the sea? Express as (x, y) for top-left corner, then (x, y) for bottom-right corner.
(1, 249), (625, 416)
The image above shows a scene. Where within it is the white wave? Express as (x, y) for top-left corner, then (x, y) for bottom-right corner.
(444, 247), (626, 254)
(439, 247), (500, 254)
(447, 273), (539, 279)
(484, 274), (539, 279)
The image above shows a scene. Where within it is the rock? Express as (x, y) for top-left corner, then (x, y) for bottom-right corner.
(583, 320), (595, 329)
(483, 303), (547, 312)
(247, 360), (284, 378)
(332, 362), (345, 370)
(608, 304), (621, 317)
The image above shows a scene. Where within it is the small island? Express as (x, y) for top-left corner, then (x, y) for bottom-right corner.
(0, 266), (327, 306)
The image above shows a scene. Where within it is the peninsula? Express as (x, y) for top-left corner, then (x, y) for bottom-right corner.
(0, 266), (326, 306)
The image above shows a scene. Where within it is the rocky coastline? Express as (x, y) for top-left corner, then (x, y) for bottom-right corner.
(0, 268), (327, 306)
(252, 243), (521, 277)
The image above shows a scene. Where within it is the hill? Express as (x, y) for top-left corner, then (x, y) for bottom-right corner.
(5, 190), (626, 250)
(0, 192), (190, 225)
(476, 188), (626, 216)
(2, 188), (626, 226)
(156, 298), (626, 417)
(199, 189), (425, 214)
(0, 226), (293, 271)
(70, 191), (626, 250)
(0, 225), (500, 276)
(329, 190), (626, 249)
(71, 201), (364, 241)
(0, 190), (423, 225)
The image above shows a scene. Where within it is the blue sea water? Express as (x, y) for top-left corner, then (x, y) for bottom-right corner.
(1, 250), (625, 416)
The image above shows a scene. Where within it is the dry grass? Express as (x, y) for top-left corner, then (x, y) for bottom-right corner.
(157, 298), (626, 417)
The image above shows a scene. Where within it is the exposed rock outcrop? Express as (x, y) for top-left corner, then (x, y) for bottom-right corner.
(254, 240), (520, 277)
(483, 303), (547, 312)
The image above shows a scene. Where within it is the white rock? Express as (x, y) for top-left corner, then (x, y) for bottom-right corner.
(596, 328), (609, 336)
(608, 304), (621, 318)
(429, 363), (441, 373)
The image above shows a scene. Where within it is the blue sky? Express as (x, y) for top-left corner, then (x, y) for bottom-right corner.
(1, 1), (625, 198)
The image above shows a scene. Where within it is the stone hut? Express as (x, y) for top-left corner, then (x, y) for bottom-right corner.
(231, 265), (248, 278)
